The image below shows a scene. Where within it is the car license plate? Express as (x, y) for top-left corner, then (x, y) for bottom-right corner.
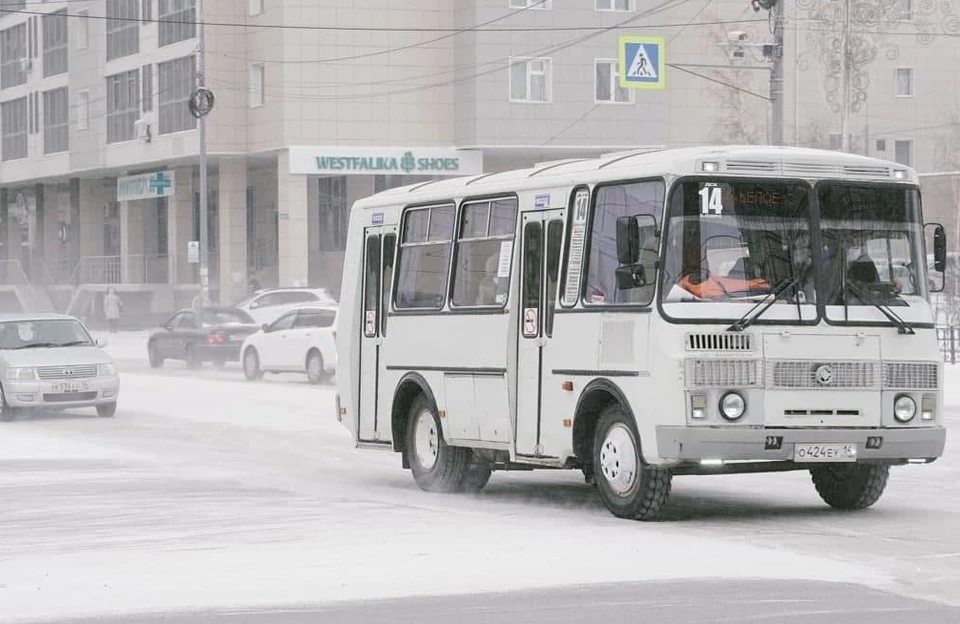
(51, 381), (89, 394)
(794, 443), (857, 463)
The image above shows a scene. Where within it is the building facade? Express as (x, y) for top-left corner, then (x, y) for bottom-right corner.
(0, 0), (955, 317)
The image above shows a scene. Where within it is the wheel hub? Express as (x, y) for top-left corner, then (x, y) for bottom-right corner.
(413, 409), (439, 471)
(308, 355), (321, 377)
(245, 352), (257, 374)
(599, 424), (638, 496)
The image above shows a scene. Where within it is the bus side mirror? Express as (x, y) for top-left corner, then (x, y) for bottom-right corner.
(616, 216), (640, 265)
(933, 223), (947, 272)
(615, 264), (648, 290)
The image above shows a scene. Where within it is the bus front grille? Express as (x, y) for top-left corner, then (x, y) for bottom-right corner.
(766, 361), (879, 390)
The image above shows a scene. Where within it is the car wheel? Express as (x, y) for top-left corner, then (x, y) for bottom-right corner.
(185, 344), (201, 370)
(306, 350), (324, 385)
(0, 384), (19, 422)
(810, 464), (889, 510)
(148, 340), (164, 368)
(243, 348), (263, 380)
(96, 402), (117, 418)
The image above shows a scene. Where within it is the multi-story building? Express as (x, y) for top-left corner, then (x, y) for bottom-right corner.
(0, 0), (955, 319)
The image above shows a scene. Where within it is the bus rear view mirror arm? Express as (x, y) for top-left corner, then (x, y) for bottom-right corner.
(615, 265), (648, 290)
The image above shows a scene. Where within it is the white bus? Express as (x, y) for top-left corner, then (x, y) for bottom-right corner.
(335, 145), (948, 521)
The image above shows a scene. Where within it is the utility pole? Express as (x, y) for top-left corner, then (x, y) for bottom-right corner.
(839, 0), (851, 151)
(769, 0), (785, 145)
(189, 0), (215, 307)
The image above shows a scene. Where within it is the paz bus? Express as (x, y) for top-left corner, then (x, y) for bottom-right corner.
(334, 145), (948, 521)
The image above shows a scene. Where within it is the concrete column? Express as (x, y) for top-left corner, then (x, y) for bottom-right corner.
(167, 166), (195, 285)
(277, 150), (309, 287)
(218, 158), (248, 305)
(119, 200), (145, 284)
(78, 179), (105, 258)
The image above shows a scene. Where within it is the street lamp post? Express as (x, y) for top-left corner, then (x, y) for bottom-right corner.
(189, 0), (215, 307)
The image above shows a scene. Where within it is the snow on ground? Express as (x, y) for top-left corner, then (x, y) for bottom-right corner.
(1, 360), (959, 622)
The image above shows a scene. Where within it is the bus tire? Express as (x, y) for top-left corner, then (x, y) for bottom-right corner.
(457, 462), (492, 493)
(810, 464), (889, 510)
(593, 404), (672, 521)
(406, 394), (469, 493)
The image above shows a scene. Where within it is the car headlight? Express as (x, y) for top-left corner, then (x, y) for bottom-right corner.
(894, 394), (917, 423)
(719, 391), (746, 421)
(4, 367), (37, 381)
(99, 363), (118, 376)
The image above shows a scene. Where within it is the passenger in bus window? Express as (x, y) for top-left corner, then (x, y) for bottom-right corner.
(475, 253), (502, 306)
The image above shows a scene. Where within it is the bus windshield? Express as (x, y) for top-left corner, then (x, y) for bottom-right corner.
(660, 179), (816, 322)
(818, 183), (927, 319)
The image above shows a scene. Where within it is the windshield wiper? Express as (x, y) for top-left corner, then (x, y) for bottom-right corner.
(57, 340), (93, 347)
(11, 342), (60, 350)
(844, 280), (915, 335)
(727, 275), (804, 332)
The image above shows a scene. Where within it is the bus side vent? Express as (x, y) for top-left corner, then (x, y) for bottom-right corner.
(686, 359), (761, 387)
(725, 160), (777, 173)
(842, 165), (891, 178)
(686, 333), (753, 352)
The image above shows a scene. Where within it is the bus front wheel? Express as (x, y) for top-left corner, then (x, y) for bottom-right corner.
(593, 405), (672, 521)
(405, 394), (469, 493)
(810, 464), (890, 510)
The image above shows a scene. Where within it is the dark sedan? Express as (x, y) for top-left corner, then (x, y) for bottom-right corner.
(147, 307), (259, 369)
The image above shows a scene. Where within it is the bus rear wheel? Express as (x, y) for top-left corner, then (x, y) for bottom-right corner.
(593, 405), (672, 521)
(405, 394), (469, 493)
(810, 464), (890, 510)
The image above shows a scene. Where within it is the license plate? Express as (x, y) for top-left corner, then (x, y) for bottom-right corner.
(794, 443), (857, 463)
(51, 381), (89, 394)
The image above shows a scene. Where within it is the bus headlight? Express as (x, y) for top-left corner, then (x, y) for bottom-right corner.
(894, 394), (917, 423)
(719, 391), (746, 421)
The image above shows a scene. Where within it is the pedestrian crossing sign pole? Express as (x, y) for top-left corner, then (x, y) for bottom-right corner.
(618, 36), (666, 90)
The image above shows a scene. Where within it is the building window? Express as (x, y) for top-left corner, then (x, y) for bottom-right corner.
(106, 0), (139, 61)
(509, 57), (551, 103)
(894, 140), (912, 166)
(249, 0), (263, 15)
(76, 89), (89, 131)
(450, 197), (518, 308)
(584, 181), (664, 305)
(876, 138), (886, 152)
(158, 0), (197, 47)
(106, 69), (139, 143)
(43, 86), (68, 154)
(2, 97), (28, 161)
(317, 176), (347, 252)
(42, 9), (68, 77)
(0, 0), (25, 10)
(509, 0), (551, 8)
(595, 59), (630, 103)
(142, 63), (153, 112)
(596, 0), (630, 9)
(142, 0), (152, 24)
(0, 23), (27, 89)
(249, 62), (264, 107)
(895, 67), (914, 97)
(395, 203), (456, 309)
(158, 55), (196, 134)
(899, 0), (913, 19)
(76, 10), (89, 50)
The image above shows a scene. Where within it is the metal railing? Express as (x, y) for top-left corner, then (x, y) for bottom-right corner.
(69, 256), (121, 286)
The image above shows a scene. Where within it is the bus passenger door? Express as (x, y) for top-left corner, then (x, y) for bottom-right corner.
(516, 210), (565, 457)
(358, 228), (396, 444)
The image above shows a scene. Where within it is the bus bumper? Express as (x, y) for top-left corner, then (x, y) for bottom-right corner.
(655, 426), (946, 463)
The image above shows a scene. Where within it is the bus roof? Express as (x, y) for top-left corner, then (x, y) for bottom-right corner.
(353, 145), (919, 211)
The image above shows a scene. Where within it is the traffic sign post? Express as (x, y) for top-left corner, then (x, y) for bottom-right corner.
(618, 36), (666, 90)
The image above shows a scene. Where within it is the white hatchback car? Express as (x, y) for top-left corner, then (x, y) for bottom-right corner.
(232, 287), (338, 326)
(0, 313), (120, 420)
(240, 305), (338, 384)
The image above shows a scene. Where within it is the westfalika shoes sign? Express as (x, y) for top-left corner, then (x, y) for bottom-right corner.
(287, 146), (484, 177)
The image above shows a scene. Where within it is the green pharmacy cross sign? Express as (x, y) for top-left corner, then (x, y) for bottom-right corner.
(148, 172), (172, 195)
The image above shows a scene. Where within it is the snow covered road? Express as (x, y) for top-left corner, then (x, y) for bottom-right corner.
(2, 336), (959, 622)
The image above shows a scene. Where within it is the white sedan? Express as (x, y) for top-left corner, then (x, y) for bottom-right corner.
(240, 305), (338, 384)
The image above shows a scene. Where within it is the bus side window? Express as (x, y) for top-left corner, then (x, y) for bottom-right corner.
(381, 234), (396, 336)
(364, 235), (381, 337)
(545, 220), (563, 337)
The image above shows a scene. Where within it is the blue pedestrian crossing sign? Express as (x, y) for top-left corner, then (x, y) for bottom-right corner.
(618, 36), (665, 90)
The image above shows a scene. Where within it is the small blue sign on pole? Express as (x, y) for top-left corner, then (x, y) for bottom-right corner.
(618, 36), (666, 90)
